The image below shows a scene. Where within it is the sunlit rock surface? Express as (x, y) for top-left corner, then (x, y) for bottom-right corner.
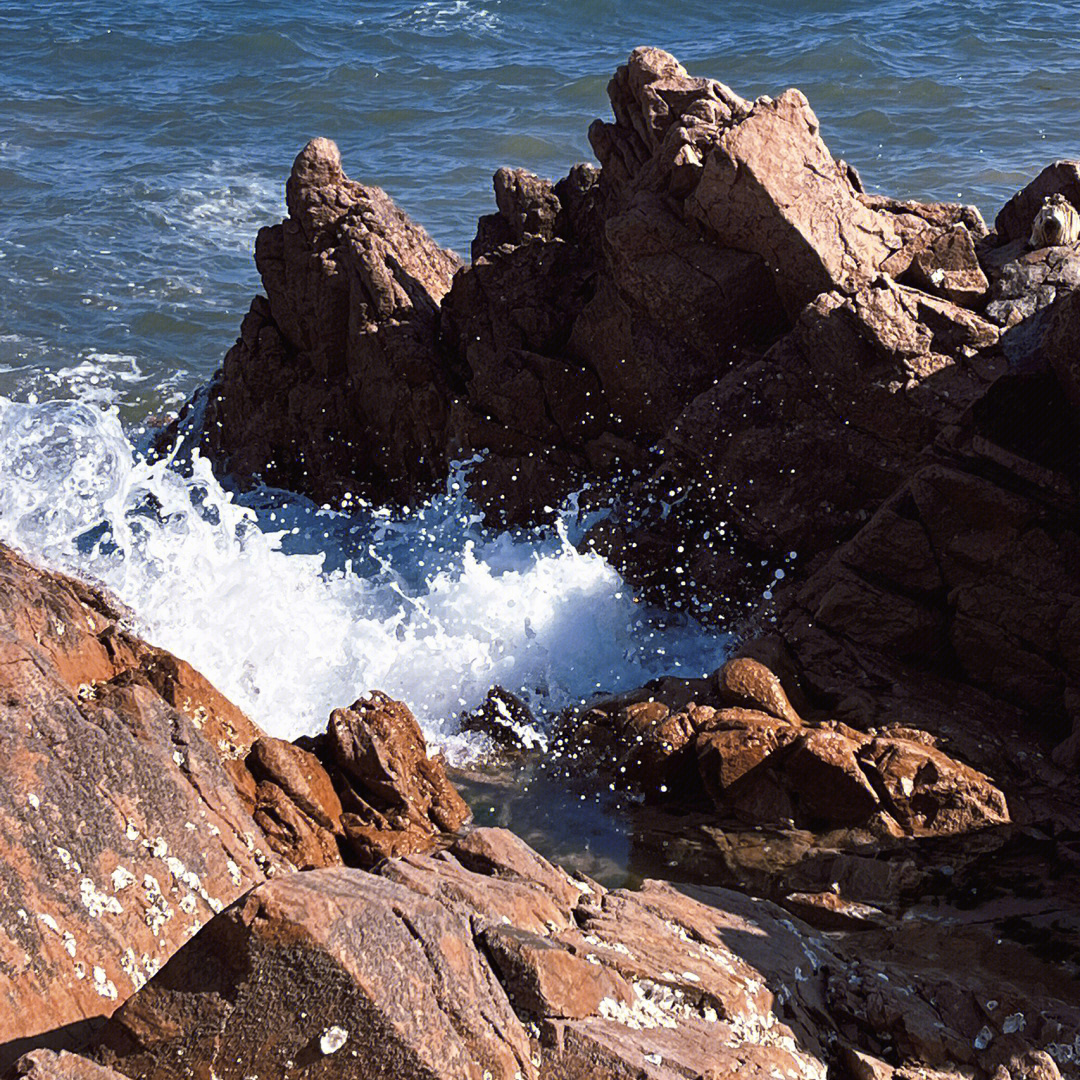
(92, 829), (1079, 1080)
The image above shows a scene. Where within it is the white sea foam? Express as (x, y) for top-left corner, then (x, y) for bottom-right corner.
(0, 397), (727, 756)
(392, 0), (502, 37)
(148, 165), (281, 257)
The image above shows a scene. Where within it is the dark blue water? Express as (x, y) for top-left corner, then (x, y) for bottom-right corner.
(2, 0), (1079, 415)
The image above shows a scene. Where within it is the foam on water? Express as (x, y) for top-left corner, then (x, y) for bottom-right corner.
(0, 397), (726, 756)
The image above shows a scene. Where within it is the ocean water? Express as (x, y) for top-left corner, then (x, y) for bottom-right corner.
(1, 1), (1078, 750)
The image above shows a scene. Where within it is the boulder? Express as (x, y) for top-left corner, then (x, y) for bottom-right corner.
(302, 692), (470, 865)
(994, 161), (1080, 244)
(0, 544), (288, 1066)
(685, 87), (900, 315)
(200, 137), (461, 506)
(563, 655), (1008, 836)
(902, 224), (990, 307)
(91, 830), (1080, 1080)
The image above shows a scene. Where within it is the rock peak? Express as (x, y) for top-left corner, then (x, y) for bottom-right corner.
(291, 135), (343, 184)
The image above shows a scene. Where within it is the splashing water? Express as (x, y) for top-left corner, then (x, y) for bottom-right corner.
(0, 397), (728, 756)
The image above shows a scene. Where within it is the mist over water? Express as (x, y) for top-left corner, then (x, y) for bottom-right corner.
(1, 1), (1078, 747)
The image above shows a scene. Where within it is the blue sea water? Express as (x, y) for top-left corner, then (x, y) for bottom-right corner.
(2, 0), (1079, 412)
(0, 2), (1077, 757)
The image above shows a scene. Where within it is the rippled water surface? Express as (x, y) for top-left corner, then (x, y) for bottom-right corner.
(1, 1), (1078, 751)
(3, 0), (1079, 411)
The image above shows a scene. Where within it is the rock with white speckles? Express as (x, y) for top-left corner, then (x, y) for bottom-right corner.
(90, 827), (1080, 1080)
(0, 543), (295, 1065)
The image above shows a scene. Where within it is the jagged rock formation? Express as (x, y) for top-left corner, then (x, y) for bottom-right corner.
(90, 828), (1079, 1080)
(200, 137), (461, 506)
(569, 658), (1010, 835)
(184, 48), (1025, 621)
(0, 544), (466, 1067)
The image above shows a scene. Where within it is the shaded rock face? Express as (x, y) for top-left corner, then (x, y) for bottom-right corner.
(191, 49), (994, 565)
(600, 274), (1003, 610)
(201, 137), (461, 506)
(770, 348), (1080, 799)
(92, 829), (1078, 1080)
(0, 544), (287, 1065)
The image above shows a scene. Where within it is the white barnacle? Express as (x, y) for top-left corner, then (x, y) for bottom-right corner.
(111, 866), (136, 892)
(1002, 1013), (1025, 1034)
(92, 966), (118, 1000)
(319, 1027), (348, 1055)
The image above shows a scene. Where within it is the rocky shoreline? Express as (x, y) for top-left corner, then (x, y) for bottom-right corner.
(3, 46), (1080, 1080)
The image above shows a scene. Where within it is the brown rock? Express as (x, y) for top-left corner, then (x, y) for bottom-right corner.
(904, 224), (989, 307)
(250, 780), (341, 870)
(323, 692), (470, 863)
(995, 160), (1080, 244)
(93, 866), (536, 1080)
(715, 657), (802, 724)
(694, 714), (798, 822)
(451, 827), (585, 912)
(857, 737), (1009, 834)
(199, 137), (461, 507)
(0, 543), (289, 1065)
(687, 88), (900, 315)
(7, 1051), (129, 1080)
(481, 924), (632, 1018)
(246, 737), (342, 832)
(782, 730), (880, 826)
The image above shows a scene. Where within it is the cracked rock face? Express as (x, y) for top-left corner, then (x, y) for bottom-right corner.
(90, 828), (1079, 1080)
(0, 543), (287, 1064)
